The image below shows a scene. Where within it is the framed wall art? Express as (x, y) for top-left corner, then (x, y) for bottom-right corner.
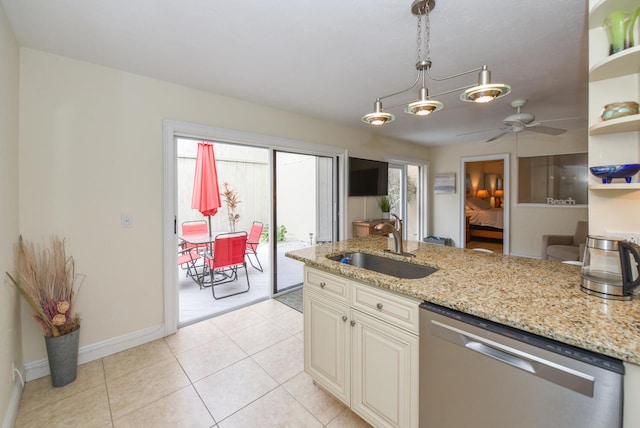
(434, 172), (456, 194)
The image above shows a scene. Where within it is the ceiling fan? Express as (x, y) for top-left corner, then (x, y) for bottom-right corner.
(469, 98), (569, 142)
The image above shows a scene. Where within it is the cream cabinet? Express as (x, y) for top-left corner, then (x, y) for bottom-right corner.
(304, 280), (351, 403)
(303, 266), (420, 428)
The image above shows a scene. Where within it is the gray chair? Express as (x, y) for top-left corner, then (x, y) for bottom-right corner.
(542, 221), (588, 262)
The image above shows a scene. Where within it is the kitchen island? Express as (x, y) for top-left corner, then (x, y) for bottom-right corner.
(286, 236), (640, 426)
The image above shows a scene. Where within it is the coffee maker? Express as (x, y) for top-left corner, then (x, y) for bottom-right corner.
(581, 236), (640, 300)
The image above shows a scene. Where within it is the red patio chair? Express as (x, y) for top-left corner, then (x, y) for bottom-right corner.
(178, 246), (202, 281)
(204, 232), (250, 299)
(181, 220), (208, 250)
(178, 220), (209, 284)
(245, 221), (264, 272)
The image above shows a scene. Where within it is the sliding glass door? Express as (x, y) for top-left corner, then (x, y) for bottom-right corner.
(273, 151), (337, 294)
(388, 163), (424, 241)
(169, 127), (341, 326)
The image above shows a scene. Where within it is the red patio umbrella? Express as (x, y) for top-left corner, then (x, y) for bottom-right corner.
(191, 142), (222, 237)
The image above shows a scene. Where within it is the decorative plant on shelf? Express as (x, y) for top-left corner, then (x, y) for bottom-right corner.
(6, 235), (85, 387)
(221, 182), (241, 232)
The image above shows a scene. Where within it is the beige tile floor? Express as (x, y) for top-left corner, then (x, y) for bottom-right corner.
(14, 299), (371, 428)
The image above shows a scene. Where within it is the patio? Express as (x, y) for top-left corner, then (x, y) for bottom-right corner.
(179, 240), (308, 326)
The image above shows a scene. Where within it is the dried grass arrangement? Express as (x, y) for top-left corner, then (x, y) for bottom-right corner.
(6, 236), (84, 337)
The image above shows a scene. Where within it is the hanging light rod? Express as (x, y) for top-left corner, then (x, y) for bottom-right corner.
(362, 0), (511, 126)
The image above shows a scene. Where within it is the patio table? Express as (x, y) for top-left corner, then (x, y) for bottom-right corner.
(179, 232), (223, 288)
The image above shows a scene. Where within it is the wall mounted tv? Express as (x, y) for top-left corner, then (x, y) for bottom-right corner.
(348, 157), (389, 196)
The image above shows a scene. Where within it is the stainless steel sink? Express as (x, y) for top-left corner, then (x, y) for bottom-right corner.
(328, 252), (437, 279)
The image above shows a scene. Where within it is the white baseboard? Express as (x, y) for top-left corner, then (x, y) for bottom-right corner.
(2, 380), (23, 428)
(24, 323), (165, 382)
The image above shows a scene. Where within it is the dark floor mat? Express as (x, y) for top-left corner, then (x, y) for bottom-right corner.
(274, 288), (303, 313)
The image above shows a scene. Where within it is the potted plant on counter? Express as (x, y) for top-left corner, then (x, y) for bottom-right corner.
(378, 196), (391, 219)
(6, 236), (85, 387)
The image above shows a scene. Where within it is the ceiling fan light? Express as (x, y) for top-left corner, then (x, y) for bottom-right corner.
(512, 122), (525, 132)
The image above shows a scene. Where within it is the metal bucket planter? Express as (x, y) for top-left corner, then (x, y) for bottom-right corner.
(44, 327), (80, 387)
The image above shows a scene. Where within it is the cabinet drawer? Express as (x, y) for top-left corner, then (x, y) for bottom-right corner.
(304, 267), (349, 303)
(351, 282), (420, 334)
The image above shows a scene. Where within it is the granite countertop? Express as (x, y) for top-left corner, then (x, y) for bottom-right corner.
(286, 236), (640, 365)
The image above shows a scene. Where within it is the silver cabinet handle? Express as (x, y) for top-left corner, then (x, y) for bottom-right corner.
(376, 303), (384, 310)
(342, 315), (348, 322)
(350, 320), (356, 326)
(319, 282), (326, 288)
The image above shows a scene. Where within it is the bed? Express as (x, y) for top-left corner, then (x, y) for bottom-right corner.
(465, 197), (504, 240)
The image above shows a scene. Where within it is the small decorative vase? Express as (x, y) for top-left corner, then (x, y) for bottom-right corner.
(604, 10), (630, 55)
(382, 212), (390, 219)
(627, 7), (640, 48)
(44, 328), (80, 387)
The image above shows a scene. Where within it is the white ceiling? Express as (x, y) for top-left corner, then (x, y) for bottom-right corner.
(2, 0), (589, 147)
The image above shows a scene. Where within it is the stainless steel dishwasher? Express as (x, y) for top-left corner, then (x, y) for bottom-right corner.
(419, 302), (624, 428)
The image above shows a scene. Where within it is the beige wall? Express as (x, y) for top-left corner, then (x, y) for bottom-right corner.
(0, 3), (21, 424)
(429, 129), (588, 257)
(17, 48), (427, 366)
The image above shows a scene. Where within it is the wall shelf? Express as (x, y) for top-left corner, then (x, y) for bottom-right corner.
(589, 114), (640, 135)
(589, 183), (640, 190)
(589, 46), (640, 82)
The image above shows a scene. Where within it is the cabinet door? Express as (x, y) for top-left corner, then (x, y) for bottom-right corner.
(351, 310), (419, 428)
(304, 289), (351, 404)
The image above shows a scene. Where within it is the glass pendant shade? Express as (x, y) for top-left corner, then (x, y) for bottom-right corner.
(362, 99), (395, 125)
(406, 86), (443, 115)
(460, 66), (511, 103)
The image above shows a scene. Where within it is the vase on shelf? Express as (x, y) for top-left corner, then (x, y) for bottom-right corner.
(604, 10), (630, 55)
(627, 7), (640, 48)
(381, 212), (390, 220)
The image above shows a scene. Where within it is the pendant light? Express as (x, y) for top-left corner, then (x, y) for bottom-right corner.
(362, 0), (511, 126)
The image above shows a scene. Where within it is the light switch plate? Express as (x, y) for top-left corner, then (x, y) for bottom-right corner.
(121, 213), (132, 228)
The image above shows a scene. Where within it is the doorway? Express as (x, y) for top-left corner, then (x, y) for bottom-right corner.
(163, 120), (344, 331)
(388, 162), (426, 241)
(460, 154), (510, 254)
(176, 137), (271, 325)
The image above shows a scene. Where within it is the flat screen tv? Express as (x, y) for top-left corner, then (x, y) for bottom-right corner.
(348, 157), (388, 196)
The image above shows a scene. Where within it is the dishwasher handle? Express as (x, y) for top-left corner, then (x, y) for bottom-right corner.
(430, 319), (595, 397)
(464, 339), (535, 374)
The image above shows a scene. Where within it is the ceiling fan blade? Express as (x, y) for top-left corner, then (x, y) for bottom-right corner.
(527, 125), (567, 136)
(456, 127), (502, 137)
(536, 116), (584, 124)
(486, 132), (509, 142)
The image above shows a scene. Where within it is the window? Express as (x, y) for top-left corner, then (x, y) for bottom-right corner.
(518, 153), (588, 205)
